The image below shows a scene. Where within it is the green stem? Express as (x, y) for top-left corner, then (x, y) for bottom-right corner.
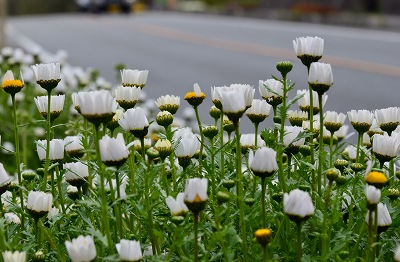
(234, 121), (248, 261)
(356, 131), (363, 164)
(11, 94), (24, 229)
(321, 182), (332, 260)
(34, 218), (40, 250)
(261, 177), (266, 228)
(318, 93), (324, 195)
(194, 106), (204, 174)
(308, 82), (316, 200)
(351, 223), (366, 258)
(287, 154), (292, 180)
(297, 222), (303, 262)
(389, 159), (395, 186)
(166, 125), (176, 193)
(220, 111), (225, 182)
(94, 125), (113, 252)
(194, 212), (199, 262)
(277, 77), (288, 193)
(115, 169), (124, 240)
(42, 91), (52, 191)
(210, 137), (216, 203)
(263, 246), (268, 262)
(56, 166), (66, 214)
(329, 133), (334, 168)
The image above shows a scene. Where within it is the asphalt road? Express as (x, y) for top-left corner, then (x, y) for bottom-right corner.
(7, 11), (400, 135)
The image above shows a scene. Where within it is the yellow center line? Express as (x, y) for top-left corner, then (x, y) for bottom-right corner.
(132, 23), (400, 77)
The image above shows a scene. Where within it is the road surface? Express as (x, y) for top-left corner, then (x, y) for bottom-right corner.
(7, 12), (400, 135)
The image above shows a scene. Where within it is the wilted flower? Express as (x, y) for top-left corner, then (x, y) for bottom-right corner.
(250, 147), (278, 178)
(76, 90), (117, 125)
(65, 235), (97, 262)
(308, 62), (333, 95)
(1, 70), (24, 95)
(347, 110), (374, 134)
(64, 162), (89, 187)
(115, 86), (141, 110)
(118, 107), (149, 138)
(36, 139), (64, 163)
(166, 193), (189, 217)
(259, 79), (283, 107)
(184, 178), (208, 213)
(155, 95), (180, 114)
(121, 69), (148, 88)
(372, 134), (400, 165)
(293, 36), (324, 67)
(26, 191), (53, 219)
(34, 95), (65, 120)
(184, 83), (206, 107)
(284, 189), (314, 223)
(2, 251), (26, 262)
(116, 239), (142, 262)
(99, 133), (130, 167)
(245, 99), (271, 124)
(31, 63), (61, 91)
(374, 107), (400, 135)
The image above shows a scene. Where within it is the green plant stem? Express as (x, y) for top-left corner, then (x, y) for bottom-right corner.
(209, 137), (216, 202)
(94, 125), (113, 252)
(34, 218), (40, 250)
(166, 125), (176, 192)
(11, 94), (24, 229)
(277, 77), (288, 193)
(261, 177), (266, 228)
(115, 169), (124, 240)
(263, 246), (268, 262)
(219, 111), (225, 182)
(194, 106), (204, 174)
(308, 83), (316, 200)
(297, 222), (303, 262)
(142, 137), (159, 255)
(351, 223), (366, 258)
(318, 93), (324, 195)
(356, 131), (363, 164)
(287, 154), (292, 180)
(321, 181), (332, 261)
(234, 121), (248, 261)
(389, 159), (395, 186)
(194, 211), (199, 262)
(329, 133), (334, 168)
(56, 165), (66, 214)
(42, 91), (52, 192)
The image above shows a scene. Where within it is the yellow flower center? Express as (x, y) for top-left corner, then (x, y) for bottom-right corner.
(365, 171), (387, 184)
(193, 194), (202, 203)
(255, 228), (272, 238)
(1, 79), (24, 89)
(184, 91), (206, 100)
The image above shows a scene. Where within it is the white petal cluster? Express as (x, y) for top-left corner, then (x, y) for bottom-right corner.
(2, 251), (26, 262)
(2, 70), (17, 82)
(375, 107), (400, 125)
(36, 139), (64, 161)
(76, 90), (117, 116)
(293, 36), (324, 57)
(99, 133), (130, 162)
(184, 178), (208, 203)
(155, 95), (180, 108)
(31, 63), (61, 81)
(213, 84), (254, 114)
(394, 245), (400, 262)
(175, 137), (200, 158)
(372, 134), (400, 158)
(343, 145), (357, 161)
(64, 136), (84, 153)
(240, 133), (265, 148)
(365, 203), (392, 227)
(118, 107), (149, 131)
(26, 191), (53, 213)
(250, 147), (278, 174)
(308, 62), (333, 86)
(115, 86), (141, 101)
(0, 163), (11, 186)
(297, 89), (328, 109)
(284, 189), (314, 218)
(334, 125), (350, 140)
(288, 110), (308, 119)
(65, 235), (97, 262)
(245, 99), (271, 117)
(259, 79), (283, 99)
(347, 109), (374, 125)
(166, 193), (189, 216)
(366, 185), (381, 205)
(64, 162), (89, 182)
(283, 126), (305, 147)
(121, 69), (148, 87)
(324, 111), (346, 125)
(4, 212), (21, 224)
(34, 94), (65, 113)
(116, 239), (142, 262)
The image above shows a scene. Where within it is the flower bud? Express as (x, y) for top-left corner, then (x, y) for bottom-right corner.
(350, 163), (365, 173)
(156, 111), (174, 127)
(209, 105), (221, 120)
(203, 126), (219, 139)
(326, 168), (340, 182)
(244, 198), (255, 207)
(255, 228), (272, 248)
(276, 61), (293, 77)
(333, 159), (349, 172)
(216, 191), (230, 205)
(222, 179), (235, 190)
(32, 251), (45, 262)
